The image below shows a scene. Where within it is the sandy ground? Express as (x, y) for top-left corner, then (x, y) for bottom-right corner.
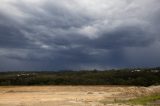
(0, 86), (159, 106)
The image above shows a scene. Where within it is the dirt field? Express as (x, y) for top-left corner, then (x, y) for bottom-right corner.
(0, 86), (159, 106)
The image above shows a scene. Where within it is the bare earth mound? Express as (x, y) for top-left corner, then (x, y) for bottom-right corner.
(0, 86), (159, 106)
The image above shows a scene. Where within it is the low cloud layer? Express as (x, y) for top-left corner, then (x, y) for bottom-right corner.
(0, 0), (160, 71)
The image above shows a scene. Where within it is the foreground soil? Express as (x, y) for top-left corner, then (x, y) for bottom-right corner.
(0, 86), (159, 106)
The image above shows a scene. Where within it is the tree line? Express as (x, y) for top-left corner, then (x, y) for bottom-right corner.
(0, 67), (160, 86)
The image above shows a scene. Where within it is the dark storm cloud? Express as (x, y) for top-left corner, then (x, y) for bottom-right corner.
(0, 0), (160, 71)
(0, 25), (32, 49)
(91, 26), (155, 49)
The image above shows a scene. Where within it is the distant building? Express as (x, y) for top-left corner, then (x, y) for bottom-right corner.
(132, 69), (141, 72)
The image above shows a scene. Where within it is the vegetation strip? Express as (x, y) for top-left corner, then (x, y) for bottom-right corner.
(101, 93), (160, 105)
(0, 67), (160, 86)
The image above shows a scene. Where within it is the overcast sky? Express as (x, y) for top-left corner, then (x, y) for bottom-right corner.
(0, 0), (160, 71)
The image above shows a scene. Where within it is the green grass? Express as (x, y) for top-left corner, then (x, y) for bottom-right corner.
(101, 93), (160, 106)
(125, 94), (160, 105)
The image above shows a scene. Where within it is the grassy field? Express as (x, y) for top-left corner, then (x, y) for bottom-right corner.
(124, 93), (160, 105)
(109, 93), (160, 106)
